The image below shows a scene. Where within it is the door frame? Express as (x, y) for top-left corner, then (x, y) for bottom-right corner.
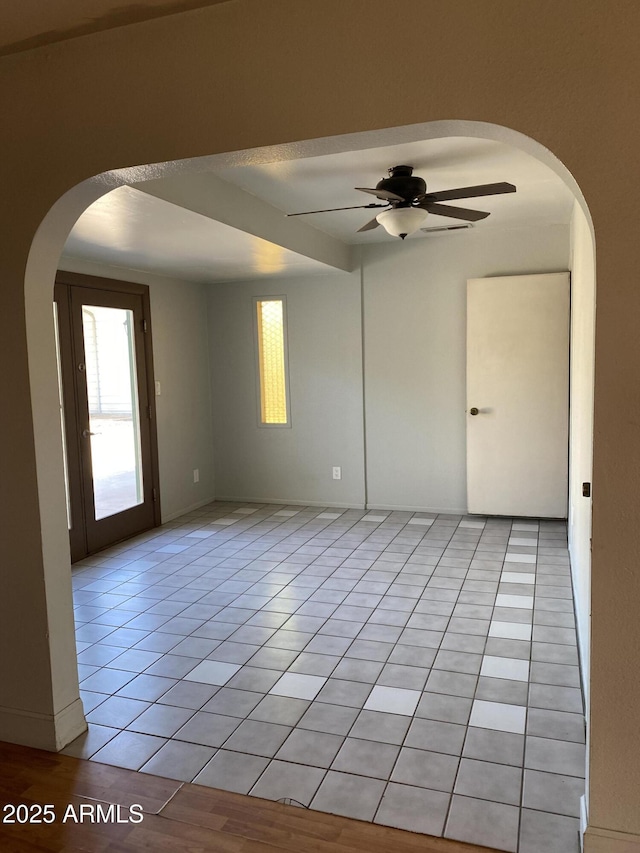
(55, 270), (161, 561)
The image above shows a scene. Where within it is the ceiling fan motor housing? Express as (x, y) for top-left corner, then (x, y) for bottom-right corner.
(376, 165), (426, 205)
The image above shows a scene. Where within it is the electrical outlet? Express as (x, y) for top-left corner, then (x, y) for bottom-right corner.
(193, 468), (199, 483)
(332, 466), (342, 480)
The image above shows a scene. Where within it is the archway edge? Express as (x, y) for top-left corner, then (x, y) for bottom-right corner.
(25, 111), (595, 772)
(26, 117), (594, 587)
(31, 117), (595, 255)
(4, 1), (637, 845)
(26, 119), (595, 462)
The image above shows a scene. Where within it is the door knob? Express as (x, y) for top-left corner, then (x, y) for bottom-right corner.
(81, 429), (96, 438)
(469, 407), (479, 416)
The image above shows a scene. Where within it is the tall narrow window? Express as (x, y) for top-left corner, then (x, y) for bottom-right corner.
(255, 298), (289, 425)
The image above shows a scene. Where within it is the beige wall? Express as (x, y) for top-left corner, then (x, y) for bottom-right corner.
(146, 275), (215, 520)
(363, 225), (569, 512)
(208, 226), (568, 514)
(209, 272), (366, 507)
(0, 0), (637, 846)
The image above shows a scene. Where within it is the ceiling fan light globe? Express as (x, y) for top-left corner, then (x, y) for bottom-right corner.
(376, 207), (428, 238)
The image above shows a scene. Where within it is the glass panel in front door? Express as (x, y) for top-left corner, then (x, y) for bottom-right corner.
(82, 305), (144, 520)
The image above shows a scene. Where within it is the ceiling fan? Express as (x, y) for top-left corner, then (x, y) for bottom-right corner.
(287, 165), (516, 239)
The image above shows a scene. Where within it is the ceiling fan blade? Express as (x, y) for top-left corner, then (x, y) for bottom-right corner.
(355, 187), (405, 202)
(287, 202), (387, 217)
(423, 202), (490, 222)
(357, 216), (381, 232)
(424, 182), (516, 202)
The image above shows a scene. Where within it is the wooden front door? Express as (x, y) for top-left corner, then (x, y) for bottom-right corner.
(54, 272), (161, 561)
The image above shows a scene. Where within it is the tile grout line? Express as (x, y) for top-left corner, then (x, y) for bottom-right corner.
(72, 503), (582, 849)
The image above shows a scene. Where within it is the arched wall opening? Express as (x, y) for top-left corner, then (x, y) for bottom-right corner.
(3, 2), (639, 846)
(23, 118), (596, 810)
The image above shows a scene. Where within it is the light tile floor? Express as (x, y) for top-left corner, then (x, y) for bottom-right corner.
(66, 503), (585, 853)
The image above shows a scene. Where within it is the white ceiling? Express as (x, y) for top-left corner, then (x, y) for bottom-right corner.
(214, 137), (575, 240)
(61, 135), (575, 285)
(63, 186), (333, 284)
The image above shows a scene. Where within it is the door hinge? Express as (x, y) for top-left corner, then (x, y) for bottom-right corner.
(142, 318), (148, 333)
(147, 404), (152, 420)
(152, 487), (158, 502)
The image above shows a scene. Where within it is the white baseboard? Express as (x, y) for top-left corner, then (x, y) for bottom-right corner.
(584, 826), (640, 852)
(161, 495), (216, 522)
(215, 496), (465, 514)
(366, 502), (468, 514)
(214, 495), (365, 509)
(580, 796), (588, 851)
(0, 698), (86, 752)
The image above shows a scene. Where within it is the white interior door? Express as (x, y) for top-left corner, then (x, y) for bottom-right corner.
(467, 272), (570, 518)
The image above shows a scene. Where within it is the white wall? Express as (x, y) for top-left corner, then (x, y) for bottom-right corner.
(208, 225), (569, 512)
(363, 225), (570, 510)
(59, 260), (215, 521)
(568, 202), (595, 686)
(145, 275), (216, 520)
(208, 272), (366, 507)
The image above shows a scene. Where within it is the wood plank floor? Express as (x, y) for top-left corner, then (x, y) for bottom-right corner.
(0, 741), (500, 853)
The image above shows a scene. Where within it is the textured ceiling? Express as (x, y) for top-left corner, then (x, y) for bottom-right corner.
(0, 0), (232, 56)
(62, 135), (575, 284)
(62, 186), (334, 284)
(214, 136), (575, 242)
